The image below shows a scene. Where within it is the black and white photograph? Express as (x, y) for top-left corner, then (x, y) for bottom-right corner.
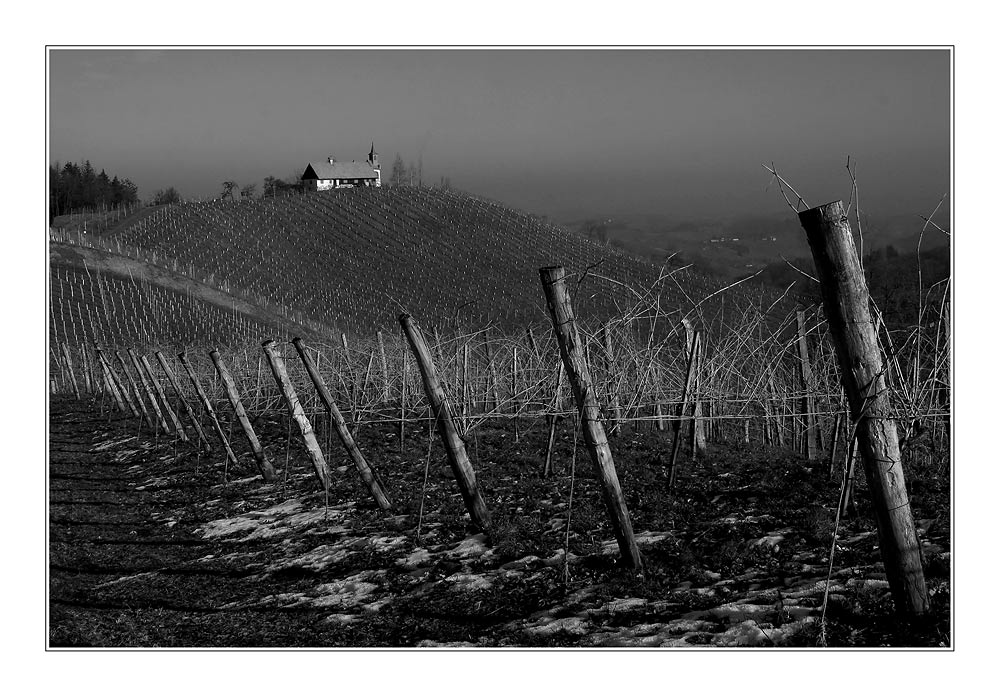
(42, 44), (954, 652)
(20, 0), (991, 676)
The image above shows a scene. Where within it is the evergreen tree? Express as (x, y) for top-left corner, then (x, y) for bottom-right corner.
(48, 160), (139, 220)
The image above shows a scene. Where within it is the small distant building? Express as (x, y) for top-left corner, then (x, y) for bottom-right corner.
(301, 143), (381, 191)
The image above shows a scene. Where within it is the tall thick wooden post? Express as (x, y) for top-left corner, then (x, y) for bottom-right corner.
(291, 338), (392, 512)
(262, 340), (331, 490)
(799, 200), (928, 616)
(539, 266), (641, 569)
(210, 349), (277, 482)
(400, 314), (491, 534)
(155, 351), (211, 452)
(178, 352), (238, 468)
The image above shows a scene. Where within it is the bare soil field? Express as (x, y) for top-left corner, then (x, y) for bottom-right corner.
(49, 396), (950, 648)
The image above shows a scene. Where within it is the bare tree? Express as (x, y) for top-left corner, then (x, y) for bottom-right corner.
(390, 154), (406, 187)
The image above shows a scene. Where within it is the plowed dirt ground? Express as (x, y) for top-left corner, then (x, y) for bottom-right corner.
(49, 396), (950, 647)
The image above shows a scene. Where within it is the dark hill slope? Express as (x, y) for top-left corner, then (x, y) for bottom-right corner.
(105, 188), (770, 337)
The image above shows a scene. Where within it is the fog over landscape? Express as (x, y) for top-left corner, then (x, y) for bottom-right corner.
(49, 49), (949, 239)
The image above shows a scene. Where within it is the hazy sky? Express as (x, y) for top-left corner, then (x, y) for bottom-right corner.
(48, 48), (950, 221)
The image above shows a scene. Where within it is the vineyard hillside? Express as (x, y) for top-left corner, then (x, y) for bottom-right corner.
(49, 242), (330, 348)
(56, 187), (789, 341)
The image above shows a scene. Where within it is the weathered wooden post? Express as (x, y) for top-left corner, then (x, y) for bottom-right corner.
(95, 347), (133, 416)
(399, 314), (491, 533)
(262, 340), (331, 490)
(291, 338), (392, 512)
(139, 354), (189, 442)
(682, 320), (707, 456)
(799, 200), (928, 616)
(668, 328), (700, 490)
(97, 364), (119, 412)
(80, 344), (94, 394)
(399, 347), (408, 450)
(486, 339), (500, 417)
(210, 349), (277, 482)
(128, 349), (172, 434)
(538, 266), (641, 569)
(116, 351), (154, 429)
(377, 330), (391, 403)
(462, 341), (471, 429)
(796, 309), (820, 460)
(155, 351), (211, 452)
(178, 352), (238, 468)
(61, 342), (81, 399)
(767, 374), (787, 449)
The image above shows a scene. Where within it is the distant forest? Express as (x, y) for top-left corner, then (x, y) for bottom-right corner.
(49, 160), (139, 221)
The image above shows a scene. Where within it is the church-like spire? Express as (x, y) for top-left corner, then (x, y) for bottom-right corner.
(368, 142), (381, 187)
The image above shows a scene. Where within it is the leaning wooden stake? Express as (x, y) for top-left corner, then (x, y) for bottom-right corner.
(61, 342), (81, 399)
(128, 349), (172, 434)
(140, 354), (189, 442)
(799, 200), (928, 616)
(80, 344), (94, 394)
(210, 349), (277, 482)
(539, 266), (641, 569)
(262, 340), (331, 490)
(95, 348), (132, 416)
(178, 352), (238, 468)
(155, 351), (211, 452)
(291, 338), (392, 512)
(399, 314), (491, 534)
(117, 351), (154, 429)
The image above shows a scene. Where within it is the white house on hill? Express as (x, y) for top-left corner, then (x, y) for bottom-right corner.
(301, 143), (381, 190)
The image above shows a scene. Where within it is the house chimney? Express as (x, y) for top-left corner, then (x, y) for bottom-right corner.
(327, 156), (334, 165)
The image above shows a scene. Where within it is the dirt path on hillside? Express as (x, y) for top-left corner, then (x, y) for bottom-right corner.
(49, 243), (326, 339)
(49, 396), (950, 648)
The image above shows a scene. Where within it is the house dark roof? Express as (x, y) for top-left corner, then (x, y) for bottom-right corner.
(303, 161), (378, 181)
